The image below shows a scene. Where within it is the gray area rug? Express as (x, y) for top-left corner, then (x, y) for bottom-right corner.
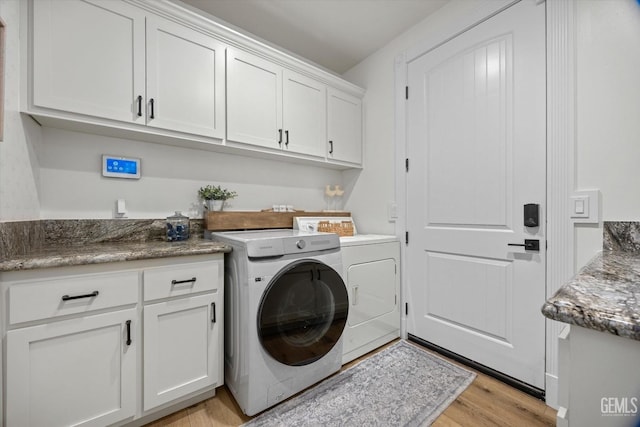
(243, 340), (476, 427)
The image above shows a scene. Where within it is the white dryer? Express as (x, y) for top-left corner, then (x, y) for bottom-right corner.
(209, 229), (348, 416)
(293, 217), (401, 364)
(340, 235), (400, 364)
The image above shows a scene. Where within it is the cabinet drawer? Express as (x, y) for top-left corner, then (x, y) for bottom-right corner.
(9, 271), (139, 325)
(143, 261), (221, 302)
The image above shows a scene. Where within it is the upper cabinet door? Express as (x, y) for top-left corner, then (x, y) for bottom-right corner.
(32, 0), (146, 124)
(226, 48), (283, 148)
(327, 88), (363, 165)
(146, 15), (226, 139)
(282, 70), (326, 158)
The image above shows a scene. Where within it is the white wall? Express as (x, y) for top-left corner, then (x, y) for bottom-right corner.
(0, 0), (41, 221)
(38, 127), (342, 219)
(574, 0), (640, 268)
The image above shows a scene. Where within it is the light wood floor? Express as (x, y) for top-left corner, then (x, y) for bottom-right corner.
(146, 341), (556, 427)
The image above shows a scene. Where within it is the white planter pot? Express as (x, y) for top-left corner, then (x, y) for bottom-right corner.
(206, 199), (224, 211)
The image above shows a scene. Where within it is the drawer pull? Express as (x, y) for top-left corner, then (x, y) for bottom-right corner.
(211, 302), (216, 323)
(126, 320), (132, 346)
(171, 277), (197, 285)
(61, 290), (99, 301)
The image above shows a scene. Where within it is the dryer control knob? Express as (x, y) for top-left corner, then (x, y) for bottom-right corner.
(296, 240), (306, 249)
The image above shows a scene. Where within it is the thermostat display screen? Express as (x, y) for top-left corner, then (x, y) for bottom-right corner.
(102, 155), (141, 179)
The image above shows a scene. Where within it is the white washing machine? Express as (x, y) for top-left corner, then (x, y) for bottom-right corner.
(294, 218), (401, 364)
(209, 229), (348, 416)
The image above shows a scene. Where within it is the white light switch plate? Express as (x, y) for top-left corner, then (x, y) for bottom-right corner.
(387, 201), (398, 222)
(571, 190), (600, 224)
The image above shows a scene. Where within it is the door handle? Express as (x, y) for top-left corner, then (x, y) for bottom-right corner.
(508, 239), (540, 251)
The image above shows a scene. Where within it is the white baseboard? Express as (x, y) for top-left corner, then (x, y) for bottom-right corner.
(545, 372), (559, 409)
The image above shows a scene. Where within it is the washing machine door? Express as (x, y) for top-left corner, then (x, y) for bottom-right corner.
(258, 260), (348, 366)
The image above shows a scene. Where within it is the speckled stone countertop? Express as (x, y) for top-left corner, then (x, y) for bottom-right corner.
(0, 219), (231, 272)
(541, 222), (640, 340)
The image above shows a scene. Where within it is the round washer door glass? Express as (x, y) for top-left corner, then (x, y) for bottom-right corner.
(258, 260), (348, 366)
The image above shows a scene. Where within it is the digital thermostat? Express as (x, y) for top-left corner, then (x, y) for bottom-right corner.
(102, 155), (141, 179)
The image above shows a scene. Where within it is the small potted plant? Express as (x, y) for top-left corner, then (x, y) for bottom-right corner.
(198, 185), (238, 211)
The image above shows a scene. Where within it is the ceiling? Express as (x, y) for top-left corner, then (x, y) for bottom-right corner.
(179, 0), (449, 74)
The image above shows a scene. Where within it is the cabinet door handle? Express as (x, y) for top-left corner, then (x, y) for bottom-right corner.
(171, 277), (197, 285)
(61, 290), (99, 301)
(126, 320), (132, 346)
(329, 140), (334, 154)
(149, 98), (155, 119)
(278, 129), (283, 145)
(211, 302), (216, 323)
(285, 130), (289, 147)
(136, 95), (143, 117)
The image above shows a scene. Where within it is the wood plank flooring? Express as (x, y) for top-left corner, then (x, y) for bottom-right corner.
(146, 341), (556, 427)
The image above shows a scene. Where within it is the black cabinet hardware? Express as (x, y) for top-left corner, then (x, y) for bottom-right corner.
(278, 129), (283, 145)
(211, 302), (216, 323)
(329, 140), (334, 154)
(171, 277), (197, 285)
(149, 98), (155, 119)
(126, 320), (132, 346)
(136, 95), (142, 117)
(508, 239), (540, 251)
(285, 130), (289, 146)
(61, 290), (99, 301)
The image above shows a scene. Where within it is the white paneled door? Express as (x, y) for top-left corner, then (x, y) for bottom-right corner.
(406, 0), (545, 388)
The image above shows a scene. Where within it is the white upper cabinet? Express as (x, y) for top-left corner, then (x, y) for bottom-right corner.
(226, 48), (283, 149)
(283, 70), (327, 158)
(328, 88), (363, 166)
(32, 0), (146, 124)
(26, 0), (364, 168)
(146, 15), (225, 139)
(227, 48), (328, 159)
(30, 0), (225, 139)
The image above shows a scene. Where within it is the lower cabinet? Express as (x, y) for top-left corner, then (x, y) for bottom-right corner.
(6, 308), (137, 427)
(1, 254), (224, 427)
(556, 325), (640, 427)
(144, 293), (220, 411)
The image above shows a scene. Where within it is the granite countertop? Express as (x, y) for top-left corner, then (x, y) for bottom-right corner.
(0, 238), (231, 272)
(541, 250), (640, 340)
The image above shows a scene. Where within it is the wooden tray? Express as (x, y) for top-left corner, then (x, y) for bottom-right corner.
(204, 211), (350, 231)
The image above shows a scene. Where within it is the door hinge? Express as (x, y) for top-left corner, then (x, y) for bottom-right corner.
(405, 231), (409, 245)
(405, 158), (409, 172)
(405, 302), (409, 315)
(405, 86), (409, 100)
